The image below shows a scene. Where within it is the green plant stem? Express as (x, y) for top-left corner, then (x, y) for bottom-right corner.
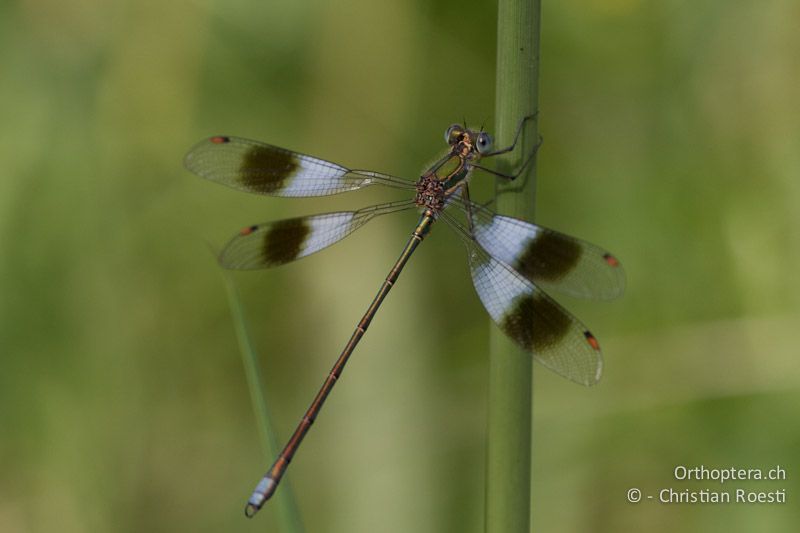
(222, 273), (304, 533)
(486, 0), (540, 532)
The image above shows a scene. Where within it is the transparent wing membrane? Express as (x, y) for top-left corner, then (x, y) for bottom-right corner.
(185, 136), (416, 197)
(221, 200), (416, 269)
(441, 210), (604, 386)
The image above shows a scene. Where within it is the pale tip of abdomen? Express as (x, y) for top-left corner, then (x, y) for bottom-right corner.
(244, 476), (277, 518)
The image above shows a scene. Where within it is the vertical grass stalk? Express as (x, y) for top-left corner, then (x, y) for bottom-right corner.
(486, 0), (540, 531)
(222, 273), (304, 533)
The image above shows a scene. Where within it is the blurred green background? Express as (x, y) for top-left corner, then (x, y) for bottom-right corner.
(1, 0), (798, 531)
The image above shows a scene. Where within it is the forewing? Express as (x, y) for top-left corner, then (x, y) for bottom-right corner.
(468, 203), (625, 300)
(185, 136), (415, 197)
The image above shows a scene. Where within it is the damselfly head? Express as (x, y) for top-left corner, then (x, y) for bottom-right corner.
(445, 124), (492, 159)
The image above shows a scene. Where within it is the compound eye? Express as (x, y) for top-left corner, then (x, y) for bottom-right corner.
(445, 124), (464, 145)
(476, 132), (493, 154)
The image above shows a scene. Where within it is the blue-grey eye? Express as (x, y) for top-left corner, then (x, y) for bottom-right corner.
(445, 124), (463, 145)
(476, 132), (493, 154)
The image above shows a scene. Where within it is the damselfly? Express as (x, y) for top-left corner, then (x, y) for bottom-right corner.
(185, 116), (625, 517)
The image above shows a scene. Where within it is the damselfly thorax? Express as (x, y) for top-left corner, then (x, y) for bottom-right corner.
(414, 125), (490, 213)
